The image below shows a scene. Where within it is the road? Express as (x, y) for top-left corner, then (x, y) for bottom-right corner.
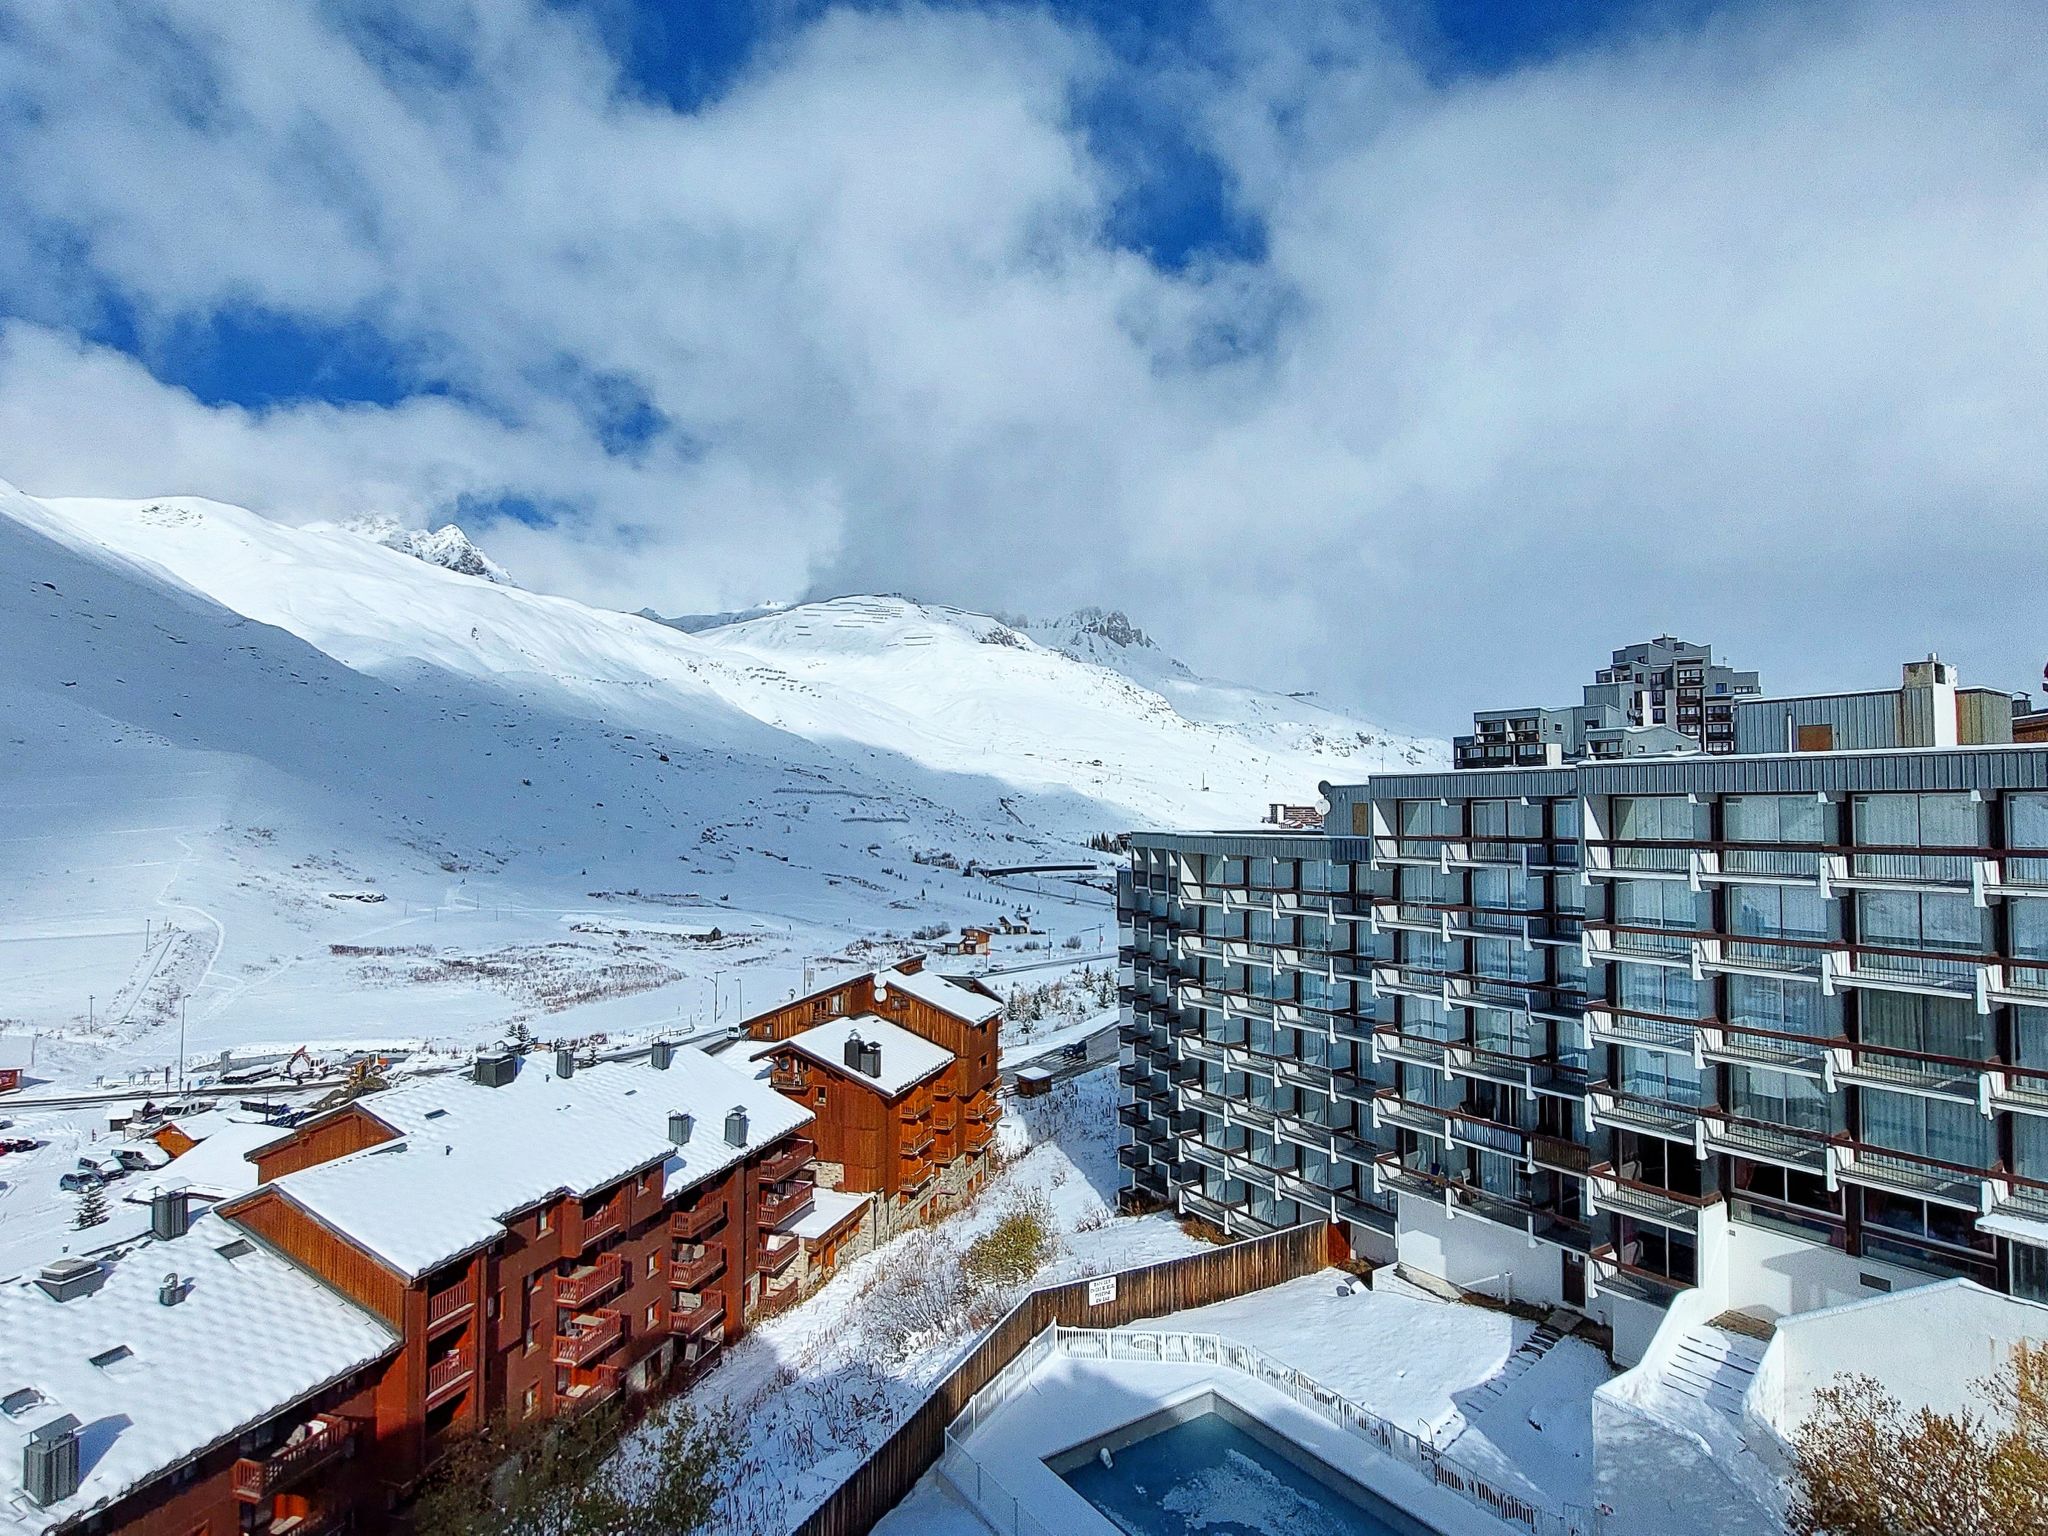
(1001, 1015), (1119, 1089)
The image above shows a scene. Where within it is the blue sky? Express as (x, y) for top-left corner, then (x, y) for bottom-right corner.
(0, 0), (2041, 730)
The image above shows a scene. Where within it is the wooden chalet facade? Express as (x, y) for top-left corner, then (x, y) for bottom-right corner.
(746, 960), (1002, 1227)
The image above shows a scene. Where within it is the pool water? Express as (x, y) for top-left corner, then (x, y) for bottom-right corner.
(1050, 1396), (1440, 1536)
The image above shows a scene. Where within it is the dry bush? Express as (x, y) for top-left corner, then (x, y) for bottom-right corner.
(962, 1190), (1057, 1290)
(1177, 1214), (1230, 1246)
(1792, 1340), (2048, 1536)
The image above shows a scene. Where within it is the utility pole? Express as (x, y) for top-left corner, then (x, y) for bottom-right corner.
(178, 997), (188, 1094)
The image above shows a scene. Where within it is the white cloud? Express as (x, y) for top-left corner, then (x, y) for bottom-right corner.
(0, 0), (2042, 727)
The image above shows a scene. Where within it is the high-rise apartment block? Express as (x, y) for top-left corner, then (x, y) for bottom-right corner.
(1456, 635), (1760, 768)
(1121, 666), (2048, 1362)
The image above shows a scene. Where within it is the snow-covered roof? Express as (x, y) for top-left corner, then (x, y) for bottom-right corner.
(779, 1015), (954, 1097)
(880, 966), (1002, 1025)
(0, 1035), (35, 1072)
(257, 1046), (811, 1281)
(0, 1211), (396, 1536)
(785, 1188), (870, 1242)
(147, 1118), (291, 1201)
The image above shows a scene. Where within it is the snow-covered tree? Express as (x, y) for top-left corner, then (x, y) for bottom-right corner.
(74, 1181), (108, 1230)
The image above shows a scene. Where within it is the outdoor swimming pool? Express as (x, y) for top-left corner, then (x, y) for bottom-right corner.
(1047, 1393), (1444, 1536)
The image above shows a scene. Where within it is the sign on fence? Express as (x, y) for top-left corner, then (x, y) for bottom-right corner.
(1087, 1275), (1118, 1307)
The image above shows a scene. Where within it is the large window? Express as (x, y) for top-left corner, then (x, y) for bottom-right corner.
(1612, 796), (1707, 870)
(1858, 992), (1986, 1061)
(1857, 888), (1991, 961)
(1852, 792), (1983, 882)
(2008, 793), (2048, 889)
(1619, 1046), (1701, 1107)
(1728, 1065), (1834, 1134)
(1724, 795), (1833, 875)
(1471, 864), (1538, 913)
(1618, 963), (1705, 1018)
(1727, 975), (1830, 1039)
(1400, 800), (1461, 840)
(1858, 1088), (1992, 1171)
(1729, 882), (1832, 943)
(1614, 879), (1707, 931)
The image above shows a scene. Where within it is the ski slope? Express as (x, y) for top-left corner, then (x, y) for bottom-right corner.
(0, 482), (1441, 1084)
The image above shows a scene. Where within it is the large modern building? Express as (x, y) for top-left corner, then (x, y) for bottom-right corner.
(1119, 740), (2048, 1361)
(1455, 635), (1761, 768)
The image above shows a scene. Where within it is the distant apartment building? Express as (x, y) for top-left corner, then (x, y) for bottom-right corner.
(741, 959), (1003, 1238)
(1119, 736), (2048, 1362)
(1732, 655), (2026, 754)
(1455, 635), (1760, 768)
(0, 1040), (824, 1536)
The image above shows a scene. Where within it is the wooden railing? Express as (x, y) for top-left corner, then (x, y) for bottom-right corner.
(425, 1277), (474, 1330)
(670, 1200), (727, 1241)
(790, 1221), (1337, 1536)
(553, 1309), (624, 1369)
(425, 1351), (472, 1404)
(232, 1415), (353, 1501)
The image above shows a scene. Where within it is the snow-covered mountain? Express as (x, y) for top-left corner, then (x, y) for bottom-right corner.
(338, 514), (514, 584)
(0, 484), (1441, 1079)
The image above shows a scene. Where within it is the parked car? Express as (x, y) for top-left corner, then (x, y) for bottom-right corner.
(58, 1170), (102, 1193)
(76, 1152), (125, 1180)
(1060, 1040), (1088, 1063)
(0, 1137), (45, 1155)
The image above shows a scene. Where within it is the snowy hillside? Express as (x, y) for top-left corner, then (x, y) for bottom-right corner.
(0, 484), (1440, 1088)
(339, 515), (514, 584)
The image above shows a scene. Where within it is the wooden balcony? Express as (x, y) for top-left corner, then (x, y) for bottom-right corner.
(425, 1277), (475, 1334)
(900, 1156), (937, 1193)
(964, 1118), (995, 1152)
(555, 1252), (628, 1309)
(672, 1301), (727, 1340)
(260, 1507), (353, 1536)
(232, 1415), (354, 1501)
(552, 1308), (625, 1369)
(756, 1137), (814, 1186)
(560, 1364), (621, 1415)
(769, 1064), (806, 1093)
(670, 1200), (727, 1241)
(578, 1194), (630, 1249)
(757, 1178), (814, 1226)
(424, 1351), (473, 1406)
(759, 1232), (800, 1275)
(668, 1248), (726, 1291)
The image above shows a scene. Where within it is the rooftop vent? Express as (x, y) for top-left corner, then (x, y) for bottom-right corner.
(555, 1047), (577, 1080)
(724, 1106), (749, 1148)
(843, 1031), (865, 1071)
(35, 1258), (103, 1304)
(474, 1050), (518, 1089)
(150, 1187), (190, 1241)
(2, 1388), (44, 1419)
(158, 1272), (188, 1308)
(24, 1414), (81, 1508)
(650, 1040), (675, 1071)
(669, 1111), (693, 1146)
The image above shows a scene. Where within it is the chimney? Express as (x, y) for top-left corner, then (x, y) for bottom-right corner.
(555, 1047), (576, 1080)
(150, 1187), (190, 1241)
(668, 1111), (693, 1145)
(650, 1040), (675, 1071)
(724, 1106), (749, 1147)
(862, 1041), (882, 1078)
(474, 1050), (517, 1088)
(843, 1031), (865, 1071)
(157, 1271), (187, 1307)
(23, 1415), (82, 1507)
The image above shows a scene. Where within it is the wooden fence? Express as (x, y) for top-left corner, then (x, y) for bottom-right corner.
(791, 1220), (1338, 1536)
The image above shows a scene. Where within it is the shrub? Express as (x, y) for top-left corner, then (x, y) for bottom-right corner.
(962, 1192), (1057, 1290)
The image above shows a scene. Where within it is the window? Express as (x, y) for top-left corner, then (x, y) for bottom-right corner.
(524, 1385), (540, 1418)
(1729, 1066), (1833, 1134)
(1859, 992), (1985, 1061)
(1725, 794), (1829, 845)
(537, 1207), (552, 1235)
(647, 1251), (660, 1278)
(1619, 1047), (1700, 1106)
(1859, 1088), (1992, 1170)
(646, 1302), (660, 1328)
(1727, 975), (1830, 1040)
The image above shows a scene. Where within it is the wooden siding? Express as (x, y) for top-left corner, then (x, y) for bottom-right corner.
(792, 1222), (1338, 1536)
(252, 1105), (399, 1182)
(223, 1190), (411, 1327)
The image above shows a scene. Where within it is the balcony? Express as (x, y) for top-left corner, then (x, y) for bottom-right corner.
(671, 1301), (727, 1341)
(553, 1309), (625, 1369)
(260, 1508), (353, 1536)
(769, 1064), (806, 1093)
(671, 1200), (727, 1242)
(556, 1253), (628, 1309)
(964, 1118), (996, 1152)
(578, 1195), (629, 1249)
(1591, 1167), (1711, 1232)
(900, 1156), (938, 1193)
(1531, 1133), (1592, 1175)
(1702, 1111), (1839, 1177)
(1591, 1244), (1692, 1302)
(966, 1095), (1002, 1125)
(425, 1277), (475, 1334)
(233, 1415), (354, 1501)
(757, 1178), (815, 1226)
(1587, 1084), (1700, 1142)
(670, 1247), (727, 1291)
(756, 1137), (815, 1186)
(560, 1364), (623, 1415)
(425, 1350), (473, 1406)
(759, 1232), (800, 1274)
(1831, 1041), (1986, 1100)
(1837, 1146), (1989, 1211)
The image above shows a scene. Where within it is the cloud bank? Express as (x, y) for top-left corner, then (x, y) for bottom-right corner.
(0, 0), (2043, 728)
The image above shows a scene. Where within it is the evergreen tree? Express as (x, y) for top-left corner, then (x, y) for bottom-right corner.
(74, 1180), (108, 1230)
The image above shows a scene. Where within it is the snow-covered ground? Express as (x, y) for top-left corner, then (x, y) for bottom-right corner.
(0, 482), (1438, 1109)
(621, 1066), (1204, 1535)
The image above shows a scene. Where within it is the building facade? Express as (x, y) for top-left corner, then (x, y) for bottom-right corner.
(1455, 636), (1760, 768)
(1120, 744), (2048, 1359)
(742, 960), (1002, 1233)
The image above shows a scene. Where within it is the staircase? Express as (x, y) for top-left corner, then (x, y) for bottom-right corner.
(1466, 1310), (1577, 1408)
(1659, 1322), (1770, 1418)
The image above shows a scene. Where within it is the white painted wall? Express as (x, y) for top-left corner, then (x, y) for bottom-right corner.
(1392, 1193), (1565, 1309)
(1751, 1278), (2048, 1437)
(1713, 1207), (1935, 1319)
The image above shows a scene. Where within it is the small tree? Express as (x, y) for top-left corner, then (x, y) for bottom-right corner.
(74, 1181), (108, 1230)
(1792, 1340), (2048, 1536)
(413, 1395), (737, 1536)
(962, 1191), (1057, 1290)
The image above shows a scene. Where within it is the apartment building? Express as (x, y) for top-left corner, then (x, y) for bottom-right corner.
(742, 960), (1002, 1234)
(1455, 636), (1760, 768)
(1120, 743), (2048, 1360)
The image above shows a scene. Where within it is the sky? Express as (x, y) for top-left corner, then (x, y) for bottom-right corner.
(0, 0), (2042, 735)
